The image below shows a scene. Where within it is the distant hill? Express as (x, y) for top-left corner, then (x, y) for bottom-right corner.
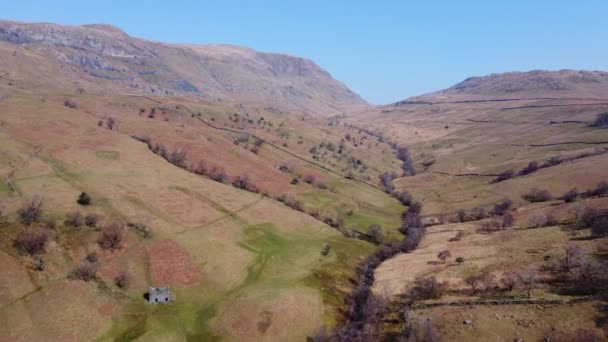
(0, 20), (366, 115)
(399, 70), (608, 103)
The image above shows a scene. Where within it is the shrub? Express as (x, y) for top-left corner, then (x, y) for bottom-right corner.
(32, 256), (45, 271)
(290, 177), (299, 185)
(500, 272), (521, 291)
(591, 112), (608, 128)
(86, 252), (98, 263)
(97, 224), (124, 250)
(367, 224), (384, 244)
(317, 182), (328, 190)
(560, 188), (579, 203)
(114, 272), (129, 289)
(69, 264), (96, 281)
(64, 98), (79, 109)
(321, 243), (331, 256)
(278, 194), (304, 212)
(18, 195), (43, 226)
(77, 192), (91, 206)
(303, 174), (316, 184)
(13, 230), (49, 255)
(491, 169), (514, 183)
(455, 256), (464, 264)
(65, 212), (84, 228)
(84, 214), (98, 228)
(128, 221), (152, 239)
(522, 187), (552, 202)
(396, 147), (416, 176)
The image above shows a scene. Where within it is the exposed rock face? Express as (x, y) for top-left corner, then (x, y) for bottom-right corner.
(0, 20), (366, 115)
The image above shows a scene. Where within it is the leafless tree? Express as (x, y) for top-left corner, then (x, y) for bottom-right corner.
(522, 187), (552, 203)
(65, 212), (84, 228)
(519, 267), (538, 298)
(561, 245), (586, 272)
(69, 264), (96, 281)
(527, 210), (548, 228)
(500, 271), (521, 292)
(13, 229), (49, 256)
(368, 224), (384, 244)
(84, 214), (98, 228)
(97, 223), (124, 250)
(501, 213), (515, 229)
(437, 250), (451, 263)
(18, 195), (43, 226)
(114, 271), (129, 289)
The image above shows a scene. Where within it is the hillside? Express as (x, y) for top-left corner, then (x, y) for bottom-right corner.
(400, 69), (608, 103)
(0, 20), (366, 115)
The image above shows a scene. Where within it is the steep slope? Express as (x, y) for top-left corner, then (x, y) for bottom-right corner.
(0, 20), (366, 115)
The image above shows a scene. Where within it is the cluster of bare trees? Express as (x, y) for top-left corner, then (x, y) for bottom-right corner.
(333, 200), (427, 340)
(396, 147), (416, 177)
(491, 149), (608, 184)
(591, 112), (608, 128)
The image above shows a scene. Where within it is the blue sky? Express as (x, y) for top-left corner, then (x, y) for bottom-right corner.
(3, 1), (607, 104)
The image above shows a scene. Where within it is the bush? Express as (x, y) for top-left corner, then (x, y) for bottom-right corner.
(477, 220), (501, 233)
(128, 221), (152, 239)
(18, 195), (43, 226)
(449, 231), (464, 242)
(522, 187), (552, 203)
(64, 98), (79, 109)
(321, 243), (331, 256)
(591, 112), (608, 128)
(13, 230), (49, 256)
(290, 177), (299, 185)
(65, 212), (84, 228)
(303, 174), (316, 184)
(587, 181), (608, 197)
(457, 209), (466, 222)
(367, 224), (384, 244)
(168, 149), (187, 167)
(86, 252), (98, 263)
(455, 257), (464, 264)
(77, 192), (91, 206)
(97, 224), (124, 250)
(69, 264), (96, 281)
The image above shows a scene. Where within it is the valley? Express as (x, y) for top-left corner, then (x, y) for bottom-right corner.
(0, 20), (607, 341)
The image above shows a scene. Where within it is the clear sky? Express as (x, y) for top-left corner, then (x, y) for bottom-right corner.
(3, 1), (607, 104)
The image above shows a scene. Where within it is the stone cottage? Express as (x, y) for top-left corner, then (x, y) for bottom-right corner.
(147, 287), (175, 304)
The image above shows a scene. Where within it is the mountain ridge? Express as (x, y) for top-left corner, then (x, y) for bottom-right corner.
(0, 19), (366, 115)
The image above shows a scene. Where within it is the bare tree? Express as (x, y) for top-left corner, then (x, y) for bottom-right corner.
(437, 250), (451, 263)
(519, 267), (538, 298)
(18, 195), (43, 225)
(97, 223), (124, 250)
(65, 212), (84, 228)
(368, 224), (384, 244)
(69, 264), (96, 281)
(114, 271), (129, 289)
(561, 245), (586, 272)
(13, 229), (49, 256)
(527, 211), (548, 228)
(500, 271), (521, 292)
(501, 213), (515, 229)
(457, 209), (466, 222)
(522, 187), (552, 203)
